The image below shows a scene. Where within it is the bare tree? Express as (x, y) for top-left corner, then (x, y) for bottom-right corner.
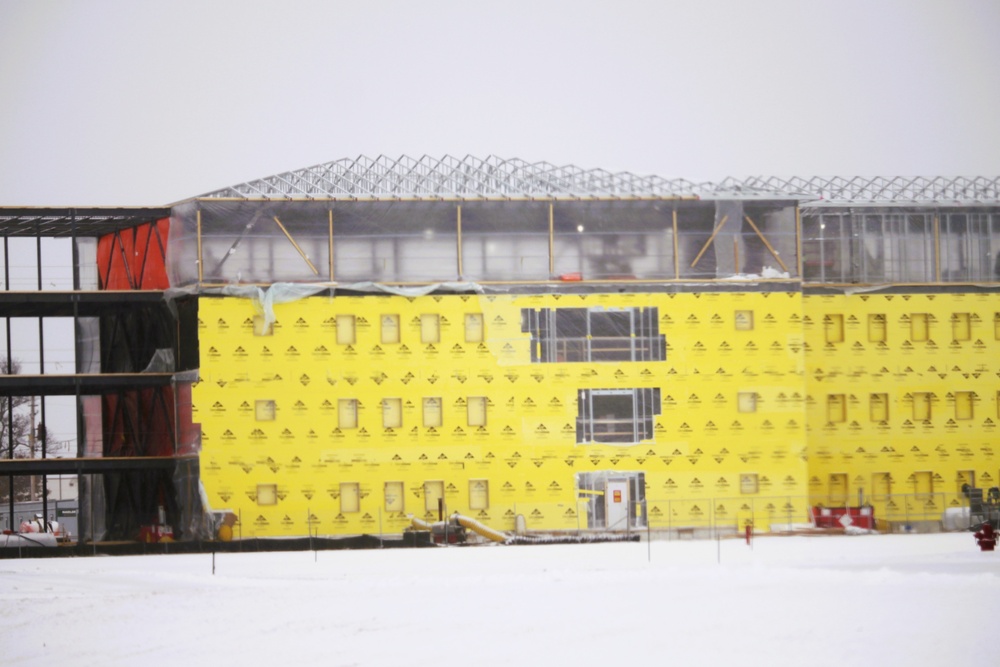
(0, 357), (40, 502)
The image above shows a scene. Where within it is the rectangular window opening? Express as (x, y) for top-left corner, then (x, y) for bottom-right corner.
(423, 397), (443, 428)
(829, 473), (848, 506)
(912, 392), (931, 422)
(464, 313), (484, 343)
(381, 314), (400, 344)
(424, 480), (444, 513)
(740, 473), (759, 495)
(734, 310), (754, 331)
(910, 313), (929, 342)
(868, 314), (887, 343)
(336, 314), (356, 345)
(255, 399), (276, 421)
(957, 470), (975, 495)
(824, 313), (844, 344)
(257, 483), (277, 506)
(520, 306), (665, 363)
(912, 471), (933, 499)
(420, 313), (441, 344)
(469, 480), (489, 510)
(340, 482), (360, 513)
(955, 391), (973, 420)
(338, 399), (358, 429)
(827, 394), (846, 423)
(952, 312), (971, 342)
(871, 473), (892, 500)
(577, 388), (661, 444)
(384, 481), (404, 513)
(737, 392), (757, 413)
(467, 396), (487, 427)
(869, 393), (888, 422)
(382, 397), (402, 428)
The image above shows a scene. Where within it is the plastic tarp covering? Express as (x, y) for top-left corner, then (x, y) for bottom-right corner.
(171, 199), (800, 287)
(79, 473), (107, 542)
(802, 210), (1000, 285)
(552, 201), (677, 280)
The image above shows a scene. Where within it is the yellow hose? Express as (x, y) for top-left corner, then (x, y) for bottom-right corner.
(453, 514), (508, 543)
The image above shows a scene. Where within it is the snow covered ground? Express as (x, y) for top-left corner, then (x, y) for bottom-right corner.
(2, 532), (998, 666)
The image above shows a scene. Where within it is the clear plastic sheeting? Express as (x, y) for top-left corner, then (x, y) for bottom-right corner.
(337, 281), (484, 297)
(801, 209), (1000, 284)
(79, 473), (106, 542)
(75, 317), (100, 374)
(460, 201), (550, 281)
(169, 198), (801, 287)
(141, 349), (175, 373)
(553, 201), (677, 280)
(220, 282), (328, 331)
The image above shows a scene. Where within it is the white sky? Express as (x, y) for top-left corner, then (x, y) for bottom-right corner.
(2, 0), (1000, 206)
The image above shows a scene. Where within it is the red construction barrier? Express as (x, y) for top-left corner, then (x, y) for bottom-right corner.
(813, 506), (875, 530)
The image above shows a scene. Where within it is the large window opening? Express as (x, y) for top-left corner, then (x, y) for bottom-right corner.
(576, 388), (661, 444)
(522, 307), (665, 363)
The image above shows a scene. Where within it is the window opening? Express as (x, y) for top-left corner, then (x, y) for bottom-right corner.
(734, 310), (754, 331)
(381, 314), (400, 344)
(382, 398), (402, 428)
(824, 314), (844, 343)
(955, 391), (973, 420)
(467, 397), (487, 427)
(464, 313), (484, 343)
(255, 399), (276, 421)
(912, 392), (931, 421)
(257, 484), (277, 506)
(521, 306), (665, 363)
(424, 481), (445, 513)
(827, 394), (846, 423)
(423, 397), (442, 427)
(336, 314), (356, 345)
(340, 482), (360, 513)
(737, 392), (757, 413)
(869, 393), (888, 422)
(420, 313), (440, 344)
(469, 480), (489, 510)
(868, 314), (887, 343)
(384, 481), (404, 512)
(952, 313), (971, 342)
(577, 388), (661, 444)
(910, 313), (929, 342)
(338, 399), (358, 429)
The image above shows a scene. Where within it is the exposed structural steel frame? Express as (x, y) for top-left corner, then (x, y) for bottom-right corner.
(198, 155), (1000, 206)
(0, 208), (193, 544)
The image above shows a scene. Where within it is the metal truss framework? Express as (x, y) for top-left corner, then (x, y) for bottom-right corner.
(199, 155), (1000, 207)
(200, 154), (710, 201)
(722, 175), (1000, 207)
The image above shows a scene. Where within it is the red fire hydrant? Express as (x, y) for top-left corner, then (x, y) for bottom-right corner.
(974, 523), (996, 552)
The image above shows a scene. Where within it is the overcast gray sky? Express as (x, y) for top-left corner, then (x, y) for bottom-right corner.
(1, 0), (999, 206)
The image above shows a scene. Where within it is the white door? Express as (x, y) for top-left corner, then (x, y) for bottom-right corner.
(605, 479), (630, 529)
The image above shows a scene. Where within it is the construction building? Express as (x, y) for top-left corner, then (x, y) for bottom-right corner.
(2, 156), (998, 543)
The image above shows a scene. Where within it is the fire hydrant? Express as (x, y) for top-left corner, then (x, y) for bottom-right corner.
(974, 522), (996, 552)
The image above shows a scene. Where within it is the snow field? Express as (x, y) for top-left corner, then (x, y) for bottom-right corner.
(1, 532), (997, 666)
